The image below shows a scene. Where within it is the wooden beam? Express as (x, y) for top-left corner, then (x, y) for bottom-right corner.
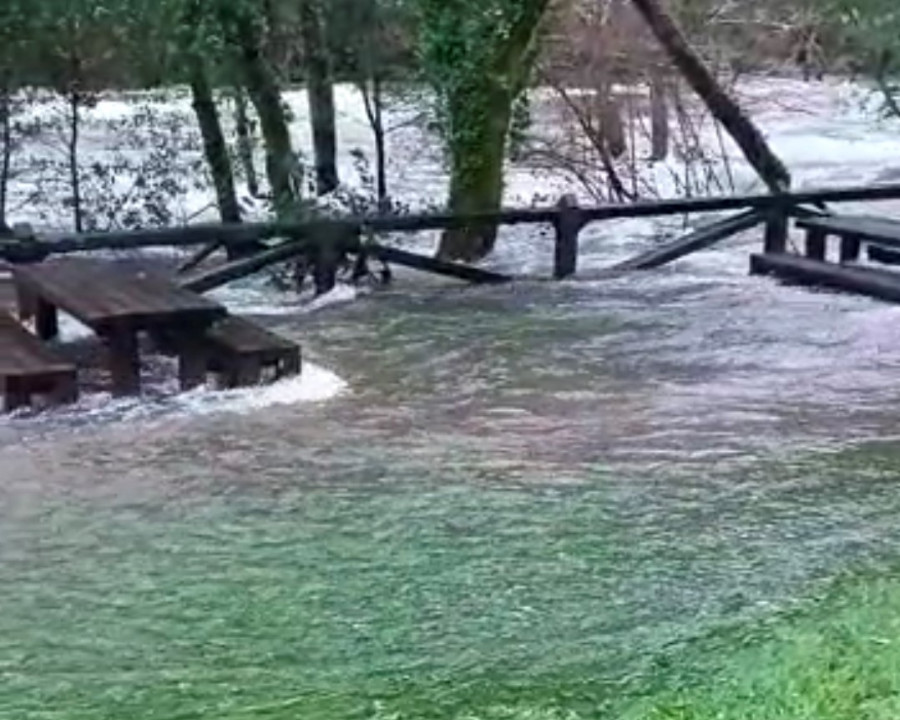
(180, 238), (318, 294)
(177, 241), (226, 275)
(610, 209), (764, 271)
(4, 184), (900, 264)
(366, 244), (511, 284)
(868, 245), (900, 265)
(553, 194), (583, 279)
(750, 253), (900, 303)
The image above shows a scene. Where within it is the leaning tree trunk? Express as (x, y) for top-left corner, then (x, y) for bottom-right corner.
(629, 0), (790, 192)
(436, 0), (550, 261)
(228, 22), (298, 217)
(300, 0), (338, 196)
(188, 57), (242, 225)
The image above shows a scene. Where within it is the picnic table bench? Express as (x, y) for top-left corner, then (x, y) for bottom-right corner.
(204, 315), (301, 388)
(12, 258), (227, 396)
(0, 312), (77, 412)
(795, 214), (900, 263)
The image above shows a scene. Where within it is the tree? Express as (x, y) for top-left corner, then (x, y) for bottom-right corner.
(30, 0), (122, 232)
(0, 0), (31, 234)
(411, 0), (550, 261)
(300, 0), (339, 195)
(214, 0), (301, 218)
(630, 0), (791, 193)
(834, 0), (900, 115)
(328, 0), (412, 211)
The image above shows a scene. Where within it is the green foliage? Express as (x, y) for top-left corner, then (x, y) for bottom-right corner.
(832, 0), (900, 115)
(406, 0), (548, 234)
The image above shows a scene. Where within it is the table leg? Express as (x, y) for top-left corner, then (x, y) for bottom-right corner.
(279, 348), (301, 379)
(16, 283), (36, 322)
(35, 297), (58, 340)
(3, 378), (29, 413)
(106, 329), (141, 396)
(177, 338), (208, 391)
(233, 357), (262, 388)
(49, 372), (79, 406)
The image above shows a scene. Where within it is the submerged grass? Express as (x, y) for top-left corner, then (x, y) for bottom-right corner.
(630, 568), (900, 720)
(5, 443), (900, 719)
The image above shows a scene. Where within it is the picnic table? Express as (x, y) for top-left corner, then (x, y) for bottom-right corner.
(12, 258), (227, 395)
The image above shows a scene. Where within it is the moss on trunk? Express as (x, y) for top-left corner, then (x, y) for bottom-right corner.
(434, 0), (549, 262)
(438, 84), (513, 261)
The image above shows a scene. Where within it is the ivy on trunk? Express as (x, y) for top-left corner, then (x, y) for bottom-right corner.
(413, 0), (550, 262)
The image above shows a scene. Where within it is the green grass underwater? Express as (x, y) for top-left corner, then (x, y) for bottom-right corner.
(4, 444), (900, 719)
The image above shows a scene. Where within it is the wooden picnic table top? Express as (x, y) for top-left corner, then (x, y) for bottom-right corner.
(12, 258), (226, 332)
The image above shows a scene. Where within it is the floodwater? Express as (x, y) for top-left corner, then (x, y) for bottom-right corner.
(4, 78), (900, 717)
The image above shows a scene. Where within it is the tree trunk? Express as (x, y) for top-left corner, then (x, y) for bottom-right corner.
(229, 22), (298, 217)
(300, 0), (338, 195)
(600, 94), (626, 159)
(233, 87), (260, 198)
(649, 69), (669, 161)
(188, 57), (242, 225)
(437, 85), (513, 262)
(436, 0), (549, 261)
(629, 0), (790, 191)
(361, 74), (388, 212)
(0, 80), (11, 234)
(67, 86), (83, 233)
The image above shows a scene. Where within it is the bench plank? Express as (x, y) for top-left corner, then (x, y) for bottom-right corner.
(203, 316), (300, 388)
(205, 315), (298, 355)
(796, 215), (900, 249)
(0, 312), (75, 377)
(0, 312), (78, 411)
(750, 252), (900, 303)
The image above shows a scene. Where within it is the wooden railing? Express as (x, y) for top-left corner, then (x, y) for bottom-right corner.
(4, 182), (900, 290)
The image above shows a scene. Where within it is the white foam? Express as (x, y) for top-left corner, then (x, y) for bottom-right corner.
(304, 283), (359, 312)
(2, 361), (348, 427)
(171, 361), (349, 415)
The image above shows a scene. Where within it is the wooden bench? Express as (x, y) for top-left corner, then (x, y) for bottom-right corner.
(795, 215), (900, 264)
(203, 315), (301, 389)
(0, 312), (77, 412)
(750, 252), (900, 304)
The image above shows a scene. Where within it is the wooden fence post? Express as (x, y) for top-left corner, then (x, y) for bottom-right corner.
(763, 209), (788, 254)
(554, 194), (582, 280)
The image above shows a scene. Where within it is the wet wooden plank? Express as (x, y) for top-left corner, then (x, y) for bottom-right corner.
(366, 244), (511, 284)
(180, 238), (312, 294)
(204, 315), (301, 388)
(0, 312), (74, 377)
(796, 215), (900, 248)
(610, 209), (764, 271)
(750, 253), (900, 303)
(13, 258), (226, 331)
(0, 312), (78, 411)
(205, 315), (298, 355)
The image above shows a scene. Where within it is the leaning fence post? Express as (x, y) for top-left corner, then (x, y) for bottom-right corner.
(553, 194), (582, 279)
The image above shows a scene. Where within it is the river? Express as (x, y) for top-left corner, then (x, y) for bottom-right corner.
(3, 77), (900, 718)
